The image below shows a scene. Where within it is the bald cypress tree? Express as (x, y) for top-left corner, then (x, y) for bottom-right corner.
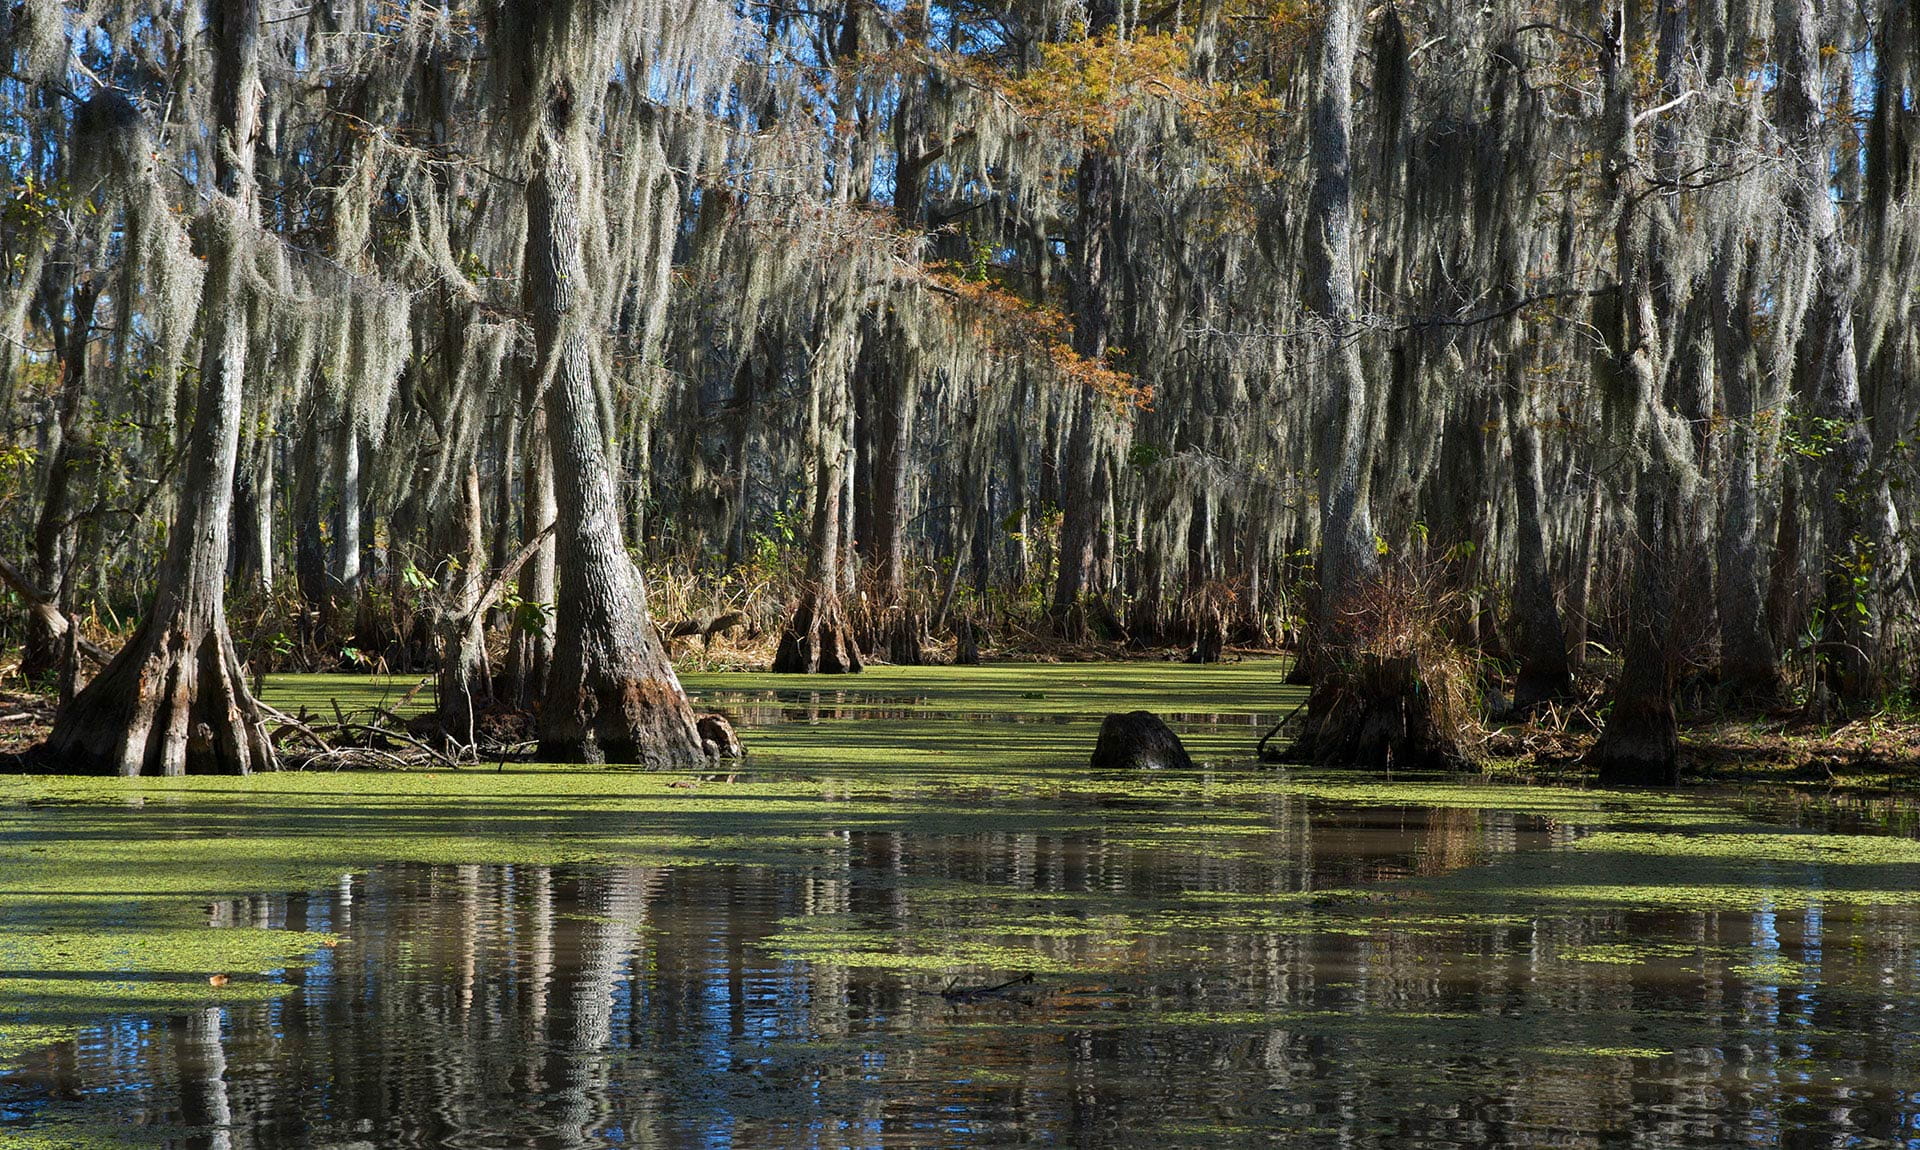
(42, 0), (274, 776)
(492, 0), (714, 764)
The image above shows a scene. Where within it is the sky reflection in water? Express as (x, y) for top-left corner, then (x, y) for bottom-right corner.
(3, 664), (1919, 1147)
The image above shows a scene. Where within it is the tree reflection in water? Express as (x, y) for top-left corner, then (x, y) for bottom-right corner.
(5, 803), (1920, 1147)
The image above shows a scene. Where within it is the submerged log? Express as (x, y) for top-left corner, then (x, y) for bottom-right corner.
(1090, 710), (1195, 770)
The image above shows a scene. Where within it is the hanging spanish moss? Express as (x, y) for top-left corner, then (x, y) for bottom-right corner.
(3, 0), (1917, 776)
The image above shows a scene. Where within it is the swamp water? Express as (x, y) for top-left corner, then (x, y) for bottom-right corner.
(1, 662), (1919, 1147)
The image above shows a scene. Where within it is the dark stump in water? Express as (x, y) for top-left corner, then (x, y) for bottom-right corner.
(1186, 603), (1226, 664)
(951, 617), (980, 665)
(1294, 652), (1473, 771)
(698, 713), (743, 759)
(1090, 711), (1195, 770)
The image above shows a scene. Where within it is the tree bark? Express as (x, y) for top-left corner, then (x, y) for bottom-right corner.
(526, 106), (703, 766)
(332, 419), (362, 597)
(1305, 0), (1378, 642)
(437, 466), (493, 743)
(1592, 485), (1683, 785)
(1504, 353), (1572, 709)
(40, 0), (272, 776)
(868, 330), (916, 605)
(1487, 52), (1571, 709)
(23, 277), (98, 680)
(773, 332), (863, 674)
(229, 444), (273, 600)
(1050, 119), (1117, 634)
(1589, 1), (1691, 785)
(293, 403), (329, 647)
(504, 399), (555, 708)
(1713, 234), (1782, 702)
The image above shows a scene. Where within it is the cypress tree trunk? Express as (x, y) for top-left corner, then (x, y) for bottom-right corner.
(1592, 485), (1683, 784)
(23, 278), (98, 680)
(870, 341), (915, 605)
(1565, 477), (1603, 673)
(527, 103), (703, 766)
(1005, 373), (1031, 589)
(1487, 53), (1570, 710)
(773, 340), (863, 674)
(332, 420), (361, 597)
(1714, 236), (1782, 702)
(1050, 165), (1114, 631)
(1050, 40), (1118, 635)
(868, 326), (922, 665)
(504, 401), (555, 708)
(1050, 387), (1102, 632)
(40, 0), (272, 775)
(1305, 0), (1377, 643)
(229, 443), (273, 599)
(292, 402), (329, 647)
(723, 340), (765, 570)
(1505, 353), (1572, 711)
(1590, 1), (1690, 785)
(438, 466), (493, 743)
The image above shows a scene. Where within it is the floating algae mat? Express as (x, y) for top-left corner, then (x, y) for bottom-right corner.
(4, 662), (1920, 1147)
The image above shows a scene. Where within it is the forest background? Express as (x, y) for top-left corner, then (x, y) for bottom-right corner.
(2, 0), (1918, 785)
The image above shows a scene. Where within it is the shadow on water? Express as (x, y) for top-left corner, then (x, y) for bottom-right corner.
(4, 662), (1920, 1146)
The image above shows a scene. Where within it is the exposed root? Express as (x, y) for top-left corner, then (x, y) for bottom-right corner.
(772, 588), (863, 674)
(36, 620), (274, 776)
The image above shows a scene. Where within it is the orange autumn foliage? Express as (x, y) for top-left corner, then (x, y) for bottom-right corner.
(925, 270), (1151, 409)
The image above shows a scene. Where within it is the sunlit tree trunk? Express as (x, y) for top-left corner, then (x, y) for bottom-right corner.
(23, 277), (97, 680)
(523, 63), (703, 766)
(504, 401), (555, 708)
(437, 465), (493, 743)
(773, 333), (863, 674)
(332, 420), (361, 596)
(1305, 0), (1377, 643)
(41, 0), (273, 776)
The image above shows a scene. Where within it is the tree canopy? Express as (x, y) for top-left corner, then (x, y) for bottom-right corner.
(2, 0), (1917, 778)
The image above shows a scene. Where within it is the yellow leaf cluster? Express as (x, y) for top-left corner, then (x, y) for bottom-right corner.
(926, 270), (1152, 408)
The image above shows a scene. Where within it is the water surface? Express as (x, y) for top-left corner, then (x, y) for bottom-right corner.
(3, 663), (1919, 1147)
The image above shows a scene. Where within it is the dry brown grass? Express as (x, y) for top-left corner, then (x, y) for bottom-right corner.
(1298, 559), (1487, 769)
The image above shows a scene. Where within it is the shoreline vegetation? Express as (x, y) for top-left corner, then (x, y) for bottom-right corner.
(7, 642), (1920, 793)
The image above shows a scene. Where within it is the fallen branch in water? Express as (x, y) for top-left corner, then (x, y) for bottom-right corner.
(929, 972), (1035, 1002)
